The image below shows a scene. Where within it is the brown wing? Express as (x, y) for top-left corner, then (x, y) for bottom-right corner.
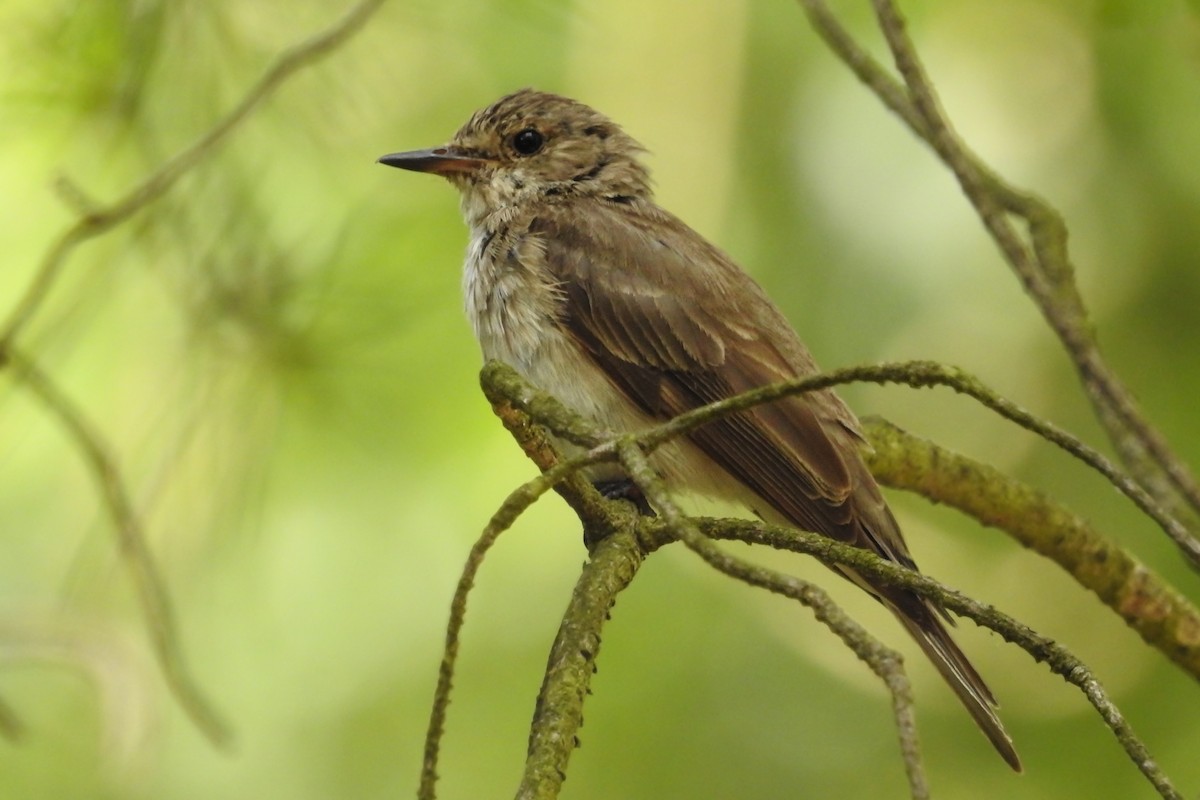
(532, 201), (883, 550)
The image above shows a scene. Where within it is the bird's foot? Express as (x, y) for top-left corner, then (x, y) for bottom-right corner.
(592, 479), (656, 517)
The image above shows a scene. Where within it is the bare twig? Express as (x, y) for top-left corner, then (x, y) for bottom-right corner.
(481, 361), (1181, 799)
(648, 515), (1182, 800)
(5, 348), (230, 746)
(615, 439), (930, 799)
(0, 0), (388, 748)
(797, 0), (1200, 536)
(861, 417), (1200, 681)
(633, 361), (1200, 568)
(0, 0), (387, 348)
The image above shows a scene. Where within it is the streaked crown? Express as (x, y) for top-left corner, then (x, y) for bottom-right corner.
(448, 89), (652, 201)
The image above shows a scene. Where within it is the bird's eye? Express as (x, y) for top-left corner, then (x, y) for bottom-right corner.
(511, 128), (544, 155)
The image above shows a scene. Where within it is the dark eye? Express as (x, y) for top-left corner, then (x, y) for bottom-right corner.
(512, 128), (544, 155)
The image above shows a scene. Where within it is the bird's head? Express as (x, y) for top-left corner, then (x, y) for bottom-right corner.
(378, 89), (652, 223)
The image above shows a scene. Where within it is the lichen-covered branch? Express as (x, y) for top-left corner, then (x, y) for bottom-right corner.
(418, 421), (608, 800)
(634, 360), (1196, 568)
(517, 525), (646, 800)
(645, 515), (1181, 800)
(484, 360), (1200, 677)
(422, 374), (638, 800)
(476, 372), (932, 798)
(861, 417), (1200, 680)
(615, 439), (930, 799)
(474, 361), (1184, 799)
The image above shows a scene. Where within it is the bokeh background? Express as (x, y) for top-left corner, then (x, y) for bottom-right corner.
(2, 0), (1199, 797)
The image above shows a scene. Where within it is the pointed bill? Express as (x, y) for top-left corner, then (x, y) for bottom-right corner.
(377, 146), (489, 176)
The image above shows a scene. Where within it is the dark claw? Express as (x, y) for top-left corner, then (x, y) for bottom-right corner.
(592, 479), (656, 517)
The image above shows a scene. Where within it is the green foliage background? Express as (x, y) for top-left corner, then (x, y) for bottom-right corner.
(1, 0), (1198, 797)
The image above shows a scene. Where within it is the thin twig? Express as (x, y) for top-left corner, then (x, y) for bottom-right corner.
(0, 0), (389, 748)
(419, 460), (582, 800)
(634, 361), (1200, 568)
(798, 0), (1200, 532)
(861, 417), (1200, 681)
(6, 348), (230, 746)
(642, 516), (1182, 800)
(797, 0), (928, 135)
(615, 439), (930, 799)
(0, 0), (387, 348)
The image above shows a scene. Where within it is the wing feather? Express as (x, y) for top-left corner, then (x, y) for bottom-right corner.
(536, 204), (861, 537)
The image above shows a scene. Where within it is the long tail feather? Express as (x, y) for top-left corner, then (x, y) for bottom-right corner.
(893, 604), (1022, 772)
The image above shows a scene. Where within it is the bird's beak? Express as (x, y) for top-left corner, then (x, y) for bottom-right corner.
(376, 146), (488, 176)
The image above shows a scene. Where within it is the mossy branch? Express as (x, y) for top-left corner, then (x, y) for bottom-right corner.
(417, 361), (1186, 800)
(613, 437), (930, 798)
(517, 523), (646, 800)
(862, 417), (1200, 679)
(481, 359), (1200, 675)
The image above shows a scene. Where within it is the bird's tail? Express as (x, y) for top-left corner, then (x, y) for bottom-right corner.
(893, 603), (1022, 772)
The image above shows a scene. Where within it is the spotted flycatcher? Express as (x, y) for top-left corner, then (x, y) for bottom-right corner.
(378, 88), (1020, 770)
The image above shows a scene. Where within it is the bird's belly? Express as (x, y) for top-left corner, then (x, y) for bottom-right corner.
(463, 242), (745, 503)
(478, 314), (747, 503)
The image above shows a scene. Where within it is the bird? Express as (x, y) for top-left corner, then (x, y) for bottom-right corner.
(377, 88), (1020, 771)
